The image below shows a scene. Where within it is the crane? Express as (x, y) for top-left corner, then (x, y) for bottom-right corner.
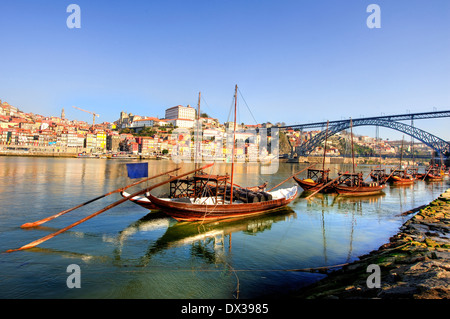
(72, 106), (100, 126)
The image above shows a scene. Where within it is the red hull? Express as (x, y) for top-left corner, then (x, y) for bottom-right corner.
(334, 184), (386, 196)
(391, 176), (415, 185)
(392, 180), (415, 185)
(146, 186), (298, 221)
(293, 176), (335, 193)
(425, 174), (443, 181)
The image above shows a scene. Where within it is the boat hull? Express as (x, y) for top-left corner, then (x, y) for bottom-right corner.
(293, 176), (335, 193)
(425, 174), (443, 181)
(392, 180), (415, 185)
(391, 176), (415, 185)
(147, 186), (298, 221)
(121, 191), (157, 210)
(334, 184), (386, 196)
(123, 182), (269, 211)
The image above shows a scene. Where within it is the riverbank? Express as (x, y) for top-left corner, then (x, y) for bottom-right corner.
(0, 151), (158, 160)
(294, 189), (450, 299)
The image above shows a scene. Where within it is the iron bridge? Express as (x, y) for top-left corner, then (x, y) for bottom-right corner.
(277, 110), (450, 157)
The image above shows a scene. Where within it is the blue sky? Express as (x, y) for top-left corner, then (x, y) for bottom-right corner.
(0, 0), (449, 140)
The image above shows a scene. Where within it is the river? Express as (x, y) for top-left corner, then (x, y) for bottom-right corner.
(0, 156), (448, 298)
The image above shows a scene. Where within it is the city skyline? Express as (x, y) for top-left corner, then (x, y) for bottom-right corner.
(0, 0), (449, 140)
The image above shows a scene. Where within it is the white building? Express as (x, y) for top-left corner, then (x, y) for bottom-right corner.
(166, 118), (194, 128)
(130, 117), (167, 128)
(165, 105), (196, 120)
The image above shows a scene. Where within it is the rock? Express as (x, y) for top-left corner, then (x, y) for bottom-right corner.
(378, 284), (419, 298)
(435, 212), (445, 219)
(293, 189), (450, 300)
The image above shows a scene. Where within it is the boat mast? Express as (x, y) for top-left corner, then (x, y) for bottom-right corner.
(229, 85), (238, 203)
(350, 118), (355, 174)
(195, 91), (201, 175)
(322, 120), (329, 182)
(399, 136), (404, 171)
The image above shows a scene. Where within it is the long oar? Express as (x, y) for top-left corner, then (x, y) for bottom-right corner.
(268, 164), (316, 192)
(6, 163), (214, 253)
(20, 167), (182, 229)
(305, 175), (341, 200)
(422, 165), (434, 181)
(362, 166), (381, 183)
(384, 165), (400, 183)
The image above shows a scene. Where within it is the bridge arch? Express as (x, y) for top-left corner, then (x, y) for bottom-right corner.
(292, 118), (450, 157)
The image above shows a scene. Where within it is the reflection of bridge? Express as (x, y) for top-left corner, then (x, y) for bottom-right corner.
(278, 110), (450, 157)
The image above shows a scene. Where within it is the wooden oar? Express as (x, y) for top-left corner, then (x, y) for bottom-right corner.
(6, 163), (214, 253)
(362, 166), (381, 183)
(422, 165), (434, 181)
(384, 165), (400, 183)
(268, 164), (316, 192)
(305, 175), (341, 200)
(20, 167), (182, 229)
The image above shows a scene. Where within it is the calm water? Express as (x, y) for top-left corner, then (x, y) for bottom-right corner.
(0, 157), (448, 299)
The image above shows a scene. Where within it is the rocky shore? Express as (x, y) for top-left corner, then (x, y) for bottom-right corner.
(295, 189), (450, 299)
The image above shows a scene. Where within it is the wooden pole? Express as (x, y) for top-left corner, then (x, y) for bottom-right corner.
(362, 166), (381, 183)
(6, 163), (214, 253)
(195, 91), (201, 175)
(322, 121), (329, 182)
(305, 176), (341, 200)
(267, 164), (316, 192)
(230, 85), (238, 203)
(350, 118), (355, 174)
(20, 167), (181, 228)
(385, 165), (401, 182)
(422, 165), (434, 181)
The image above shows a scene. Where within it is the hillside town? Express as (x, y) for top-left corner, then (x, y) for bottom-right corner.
(0, 99), (433, 159)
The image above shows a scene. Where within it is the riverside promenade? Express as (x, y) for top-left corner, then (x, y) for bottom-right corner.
(295, 188), (450, 299)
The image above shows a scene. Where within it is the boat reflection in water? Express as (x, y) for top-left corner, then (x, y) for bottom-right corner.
(304, 191), (385, 214)
(114, 208), (297, 266)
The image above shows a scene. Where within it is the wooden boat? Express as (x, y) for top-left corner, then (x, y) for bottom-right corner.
(146, 186), (298, 221)
(390, 174), (415, 185)
(144, 86), (298, 222)
(334, 172), (386, 196)
(334, 120), (385, 196)
(370, 168), (387, 183)
(293, 168), (336, 193)
(388, 138), (416, 185)
(425, 172), (443, 181)
(293, 121), (336, 194)
(386, 169), (415, 185)
(122, 181), (268, 210)
(422, 165), (444, 181)
(406, 167), (419, 179)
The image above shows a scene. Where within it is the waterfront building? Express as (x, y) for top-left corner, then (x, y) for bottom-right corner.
(165, 105), (196, 121)
(165, 118), (194, 128)
(85, 133), (96, 151)
(106, 133), (121, 152)
(130, 117), (167, 128)
(140, 136), (155, 155)
(95, 131), (107, 150)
